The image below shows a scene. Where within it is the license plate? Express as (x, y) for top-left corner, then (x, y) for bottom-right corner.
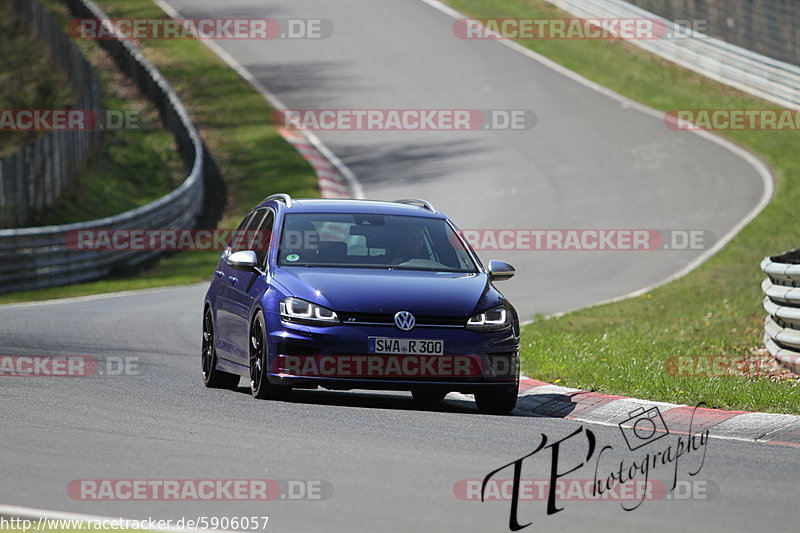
(368, 337), (444, 355)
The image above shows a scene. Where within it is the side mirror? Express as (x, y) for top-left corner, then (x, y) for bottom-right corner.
(225, 250), (258, 269)
(487, 260), (515, 281)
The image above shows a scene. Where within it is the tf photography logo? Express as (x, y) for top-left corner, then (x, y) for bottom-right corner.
(617, 406), (669, 451)
(478, 404), (710, 530)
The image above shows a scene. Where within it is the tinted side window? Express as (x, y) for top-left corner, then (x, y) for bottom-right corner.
(229, 209), (266, 253)
(228, 212), (255, 253)
(249, 210), (274, 267)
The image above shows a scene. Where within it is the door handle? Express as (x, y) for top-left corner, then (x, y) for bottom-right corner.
(215, 271), (224, 279)
(228, 276), (238, 285)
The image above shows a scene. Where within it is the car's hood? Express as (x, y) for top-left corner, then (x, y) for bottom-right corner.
(272, 267), (496, 316)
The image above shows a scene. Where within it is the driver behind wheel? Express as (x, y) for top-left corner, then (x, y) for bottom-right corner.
(390, 225), (428, 265)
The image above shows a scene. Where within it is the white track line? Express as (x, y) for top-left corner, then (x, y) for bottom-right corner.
(419, 0), (774, 323)
(150, 0), (363, 199)
(15, 2), (773, 324)
(0, 283), (207, 308)
(450, 380), (800, 447)
(423, 2), (794, 431)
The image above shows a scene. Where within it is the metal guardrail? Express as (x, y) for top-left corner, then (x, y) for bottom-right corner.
(548, 1), (799, 373)
(626, 0), (800, 67)
(548, 0), (800, 109)
(0, 0), (204, 294)
(0, 0), (102, 228)
(761, 250), (800, 374)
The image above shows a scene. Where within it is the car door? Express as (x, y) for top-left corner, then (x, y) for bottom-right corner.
(227, 208), (273, 364)
(214, 210), (259, 363)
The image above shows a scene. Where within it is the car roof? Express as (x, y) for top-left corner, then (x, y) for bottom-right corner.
(261, 198), (447, 218)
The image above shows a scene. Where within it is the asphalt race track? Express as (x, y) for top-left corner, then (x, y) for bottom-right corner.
(0, 1), (791, 532)
(159, 0), (769, 318)
(0, 287), (795, 531)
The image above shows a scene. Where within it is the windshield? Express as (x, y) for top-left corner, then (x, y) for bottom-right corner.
(277, 213), (478, 273)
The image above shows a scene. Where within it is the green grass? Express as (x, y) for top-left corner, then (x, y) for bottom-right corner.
(34, 30), (186, 226)
(4, 0), (797, 413)
(3, 0), (186, 227)
(0, 0), (318, 302)
(450, 0), (800, 413)
(0, 0), (76, 157)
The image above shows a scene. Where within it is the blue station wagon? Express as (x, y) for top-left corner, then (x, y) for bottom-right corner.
(203, 194), (520, 414)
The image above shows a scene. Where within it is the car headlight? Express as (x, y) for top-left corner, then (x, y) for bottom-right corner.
(466, 305), (510, 331)
(280, 297), (339, 326)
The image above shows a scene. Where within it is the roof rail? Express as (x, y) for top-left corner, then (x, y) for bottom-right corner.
(264, 193), (293, 207)
(394, 198), (436, 212)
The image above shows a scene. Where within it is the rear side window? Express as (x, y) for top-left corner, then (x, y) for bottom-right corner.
(228, 212), (256, 253)
(229, 209), (269, 254)
(249, 210), (274, 267)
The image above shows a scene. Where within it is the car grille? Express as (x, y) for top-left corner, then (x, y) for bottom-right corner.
(337, 312), (466, 328)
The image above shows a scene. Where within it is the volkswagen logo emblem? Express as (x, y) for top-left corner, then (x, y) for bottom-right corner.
(394, 310), (415, 331)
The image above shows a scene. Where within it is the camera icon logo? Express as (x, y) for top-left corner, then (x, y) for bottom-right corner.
(618, 406), (670, 451)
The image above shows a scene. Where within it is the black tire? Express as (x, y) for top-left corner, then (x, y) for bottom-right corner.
(202, 307), (240, 389)
(250, 311), (291, 400)
(412, 389), (448, 404)
(474, 385), (518, 415)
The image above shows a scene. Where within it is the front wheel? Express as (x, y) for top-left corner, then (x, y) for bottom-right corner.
(474, 385), (518, 415)
(202, 307), (240, 389)
(250, 311), (291, 400)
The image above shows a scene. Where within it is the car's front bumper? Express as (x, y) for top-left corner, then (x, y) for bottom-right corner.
(264, 317), (519, 391)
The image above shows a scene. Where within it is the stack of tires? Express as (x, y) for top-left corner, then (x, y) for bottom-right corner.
(762, 250), (800, 374)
